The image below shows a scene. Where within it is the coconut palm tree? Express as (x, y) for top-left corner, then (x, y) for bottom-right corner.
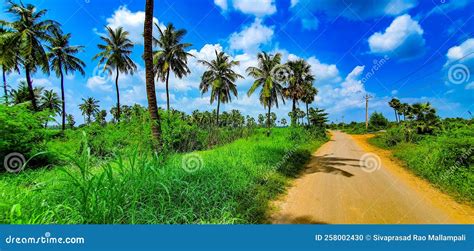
(110, 106), (119, 123)
(40, 89), (61, 112)
(48, 30), (86, 130)
(301, 84), (318, 125)
(153, 23), (193, 111)
(388, 98), (401, 123)
(2, 1), (59, 110)
(199, 50), (242, 126)
(79, 97), (100, 124)
(0, 28), (20, 104)
(66, 114), (75, 129)
(94, 109), (107, 126)
(284, 59), (314, 126)
(10, 81), (43, 106)
(144, 0), (162, 147)
(40, 89), (61, 127)
(93, 26), (137, 122)
(247, 52), (286, 136)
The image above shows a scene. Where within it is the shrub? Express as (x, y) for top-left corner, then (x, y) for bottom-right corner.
(0, 104), (56, 169)
(369, 112), (389, 130)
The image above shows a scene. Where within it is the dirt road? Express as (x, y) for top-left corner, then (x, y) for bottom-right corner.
(271, 130), (474, 224)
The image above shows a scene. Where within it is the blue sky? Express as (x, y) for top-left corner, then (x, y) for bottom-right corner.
(2, 0), (474, 124)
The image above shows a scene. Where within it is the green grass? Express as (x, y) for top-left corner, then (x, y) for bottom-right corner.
(0, 127), (327, 224)
(368, 125), (474, 205)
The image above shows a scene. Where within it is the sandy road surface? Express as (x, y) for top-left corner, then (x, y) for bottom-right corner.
(271, 131), (473, 224)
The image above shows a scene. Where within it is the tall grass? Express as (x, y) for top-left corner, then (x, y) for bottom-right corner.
(0, 128), (327, 224)
(368, 123), (473, 204)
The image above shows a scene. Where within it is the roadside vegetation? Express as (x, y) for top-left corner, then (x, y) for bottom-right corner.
(338, 99), (473, 204)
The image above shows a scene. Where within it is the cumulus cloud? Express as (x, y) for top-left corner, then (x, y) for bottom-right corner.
(368, 14), (425, 58)
(446, 38), (474, 64)
(104, 6), (164, 45)
(214, 0), (276, 16)
(306, 57), (341, 85)
(444, 38), (474, 88)
(229, 18), (274, 53)
(86, 76), (113, 92)
(214, 0), (228, 10)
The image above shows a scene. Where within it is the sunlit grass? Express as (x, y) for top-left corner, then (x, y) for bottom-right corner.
(0, 128), (327, 224)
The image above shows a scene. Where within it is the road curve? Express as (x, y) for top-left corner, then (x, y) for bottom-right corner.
(271, 130), (474, 224)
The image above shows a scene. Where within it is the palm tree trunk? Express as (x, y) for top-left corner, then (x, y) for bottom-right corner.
(165, 68), (170, 111)
(266, 100), (271, 137)
(144, 0), (162, 149)
(115, 67), (121, 122)
(291, 99), (296, 126)
(216, 93), (221, 127)
(306, 102), (310, 126)
(394, 109), (398, 123)
(25, 65), (38, 111)
(59, 65), (66, 131)
(3, 67), (8, 104)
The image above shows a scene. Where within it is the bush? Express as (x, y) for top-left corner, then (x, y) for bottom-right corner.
(369, 112), (388, 130)
(0, 104), (56, 170)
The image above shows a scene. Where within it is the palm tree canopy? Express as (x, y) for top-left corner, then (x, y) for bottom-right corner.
(301, 84), (318, 104)
(1, 1), (59, 73)
(40, 89), (61, 113)
(199, 50), (242, 104)
(284, 59), (315, 102)
(48, 30), (86, 77)
(93, 26), (137, 75)
(246, 51), (286, 108)
(0, 28), (21, 73)
(10, 81), (43, 105)
(79, 97), (100, 117)
(153, 23), (193, 81)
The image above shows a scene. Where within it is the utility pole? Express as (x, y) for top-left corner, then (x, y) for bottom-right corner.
(365, 94), (372, 131)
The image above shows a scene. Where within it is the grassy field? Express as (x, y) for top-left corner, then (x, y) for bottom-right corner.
(368, 124), (473, 205)
(0, 128), (327, 224)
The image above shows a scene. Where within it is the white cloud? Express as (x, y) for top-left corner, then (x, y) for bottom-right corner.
(214, 0), (228, 11)
(384, 0), (417, 15)
(306, 57), (341, 85)
(368, 14), (425, 58)
(232, 0), (276, 16)
(214, 0), (277, 16)
(446, 38), (474, 63)
(86, 76), (113, 92)
(104, 6), (164, 45)
(445, 38), (474, 89)
(32, 78), (53, 88)
(229, 18), (274, 53)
